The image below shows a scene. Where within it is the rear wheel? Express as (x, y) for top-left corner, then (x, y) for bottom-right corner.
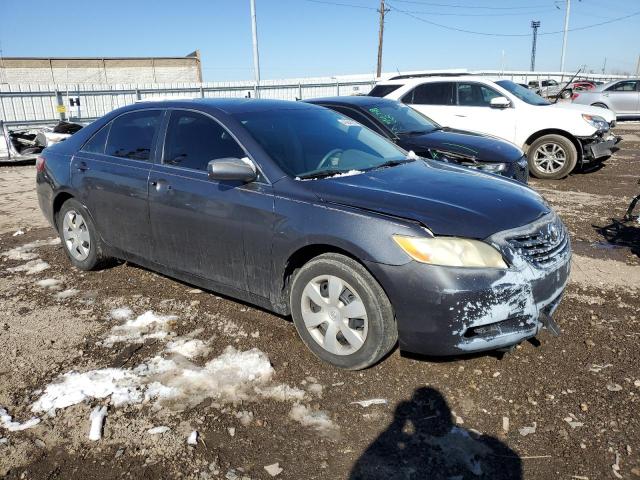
(289, 253), (397, 370)
(57, 198), (107, 270)
(560, 89), (572, 99)
(527, 134), (578, 180)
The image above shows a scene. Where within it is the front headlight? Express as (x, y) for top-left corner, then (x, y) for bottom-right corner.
(393, 235), (508, 268)
(582, 114), (609, 131)
(463, 162), (507, 173)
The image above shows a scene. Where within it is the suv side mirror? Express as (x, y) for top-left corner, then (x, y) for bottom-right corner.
(207, 157), (257, 183)
(490, 96), (511, 109)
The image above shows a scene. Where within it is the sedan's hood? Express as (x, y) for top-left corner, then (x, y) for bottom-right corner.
(550, 102), (616, 122)
(397, 128), (523, 163)
(308, 160), (550, 239)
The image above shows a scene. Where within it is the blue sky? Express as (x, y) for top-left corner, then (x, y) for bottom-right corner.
(1, 0), (638, 81)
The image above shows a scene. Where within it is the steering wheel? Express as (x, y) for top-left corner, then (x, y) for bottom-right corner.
(316, 149), (344, 170)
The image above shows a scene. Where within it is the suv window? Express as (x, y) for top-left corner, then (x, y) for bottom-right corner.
(163, 110), (245, 171)
(368, 84), (402, 97)
(607, 80), (638, 92)
(457, 83), (501, 107)
(404, 82), (455, 105)
(106, 110), (162, 161)
(81, 123), (110, 155)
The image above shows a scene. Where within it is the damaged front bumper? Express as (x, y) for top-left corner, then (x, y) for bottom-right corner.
(579, 132), (622, 162)
(365, 213), (572, 356)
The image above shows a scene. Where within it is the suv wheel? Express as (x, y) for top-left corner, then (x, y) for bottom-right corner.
(528, 134), (577, 180)
(289, 253), (397, 370)
(57, 198), (107, 270)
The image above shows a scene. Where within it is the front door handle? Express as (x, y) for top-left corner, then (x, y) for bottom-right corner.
(455, 114), (467, 117)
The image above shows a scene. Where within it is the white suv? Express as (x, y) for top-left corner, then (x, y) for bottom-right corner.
(370, 76), (619, 179)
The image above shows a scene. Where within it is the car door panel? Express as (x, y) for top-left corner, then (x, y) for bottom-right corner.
(605, 81), (639, 114)
(148, 110), (276, 294)
(403, 82), (458, 128)
(70, 109), (163, 258)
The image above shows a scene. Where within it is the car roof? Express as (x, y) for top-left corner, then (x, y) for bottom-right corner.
(120, 98), (319, 115)
(375, 75), (492, 86)
(305, 96), (400, 108)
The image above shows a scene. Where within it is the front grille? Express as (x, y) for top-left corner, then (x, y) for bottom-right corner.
(508, 217), (569, 267)
(513, 157), (529, 184)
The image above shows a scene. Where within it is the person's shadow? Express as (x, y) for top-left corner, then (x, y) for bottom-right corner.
(349, 387), (523, 480)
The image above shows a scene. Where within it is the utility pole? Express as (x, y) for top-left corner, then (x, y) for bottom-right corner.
(636, 55), (640, 76)
(530, 21), (540, 71)
(601, 57), (607, 74)
(376, 0), (389, 78)
(250, 0), (261, 97)
(560, 0), (571, 73)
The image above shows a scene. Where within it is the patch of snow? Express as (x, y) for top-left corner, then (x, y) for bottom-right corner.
(0, 407), (41, 432)
(55, 288), (79, 300)
(12, 229), (25, 237)
(518, 422), (537, 436)
(187, 430), (198, 445)
(350, 398), (388, 408)
(289, 404), (339, 438)
(7, 259), (50, 275)
(109, 307), (133, 321)
(88, 406), (107, 441)
(2, 238), (59, 261)
(406, 150), (420, 160)
(235, 410), (253, 426)
(264, 463), (283, 477)
(254, 384), (306, 402)
(31, 369), (143, 413)
(227, 426), (236, 437)
(165, 338), (210, 359)
(36, 278), (62, 289)
(101, 311), (178, 346)
(307, 383), (323, 397)
(147, 426), (171, 435)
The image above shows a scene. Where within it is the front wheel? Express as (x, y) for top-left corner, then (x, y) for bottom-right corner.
(527, 134), (578, 180)
(57, 198), (107, 270)
(289, 253), (397, 370)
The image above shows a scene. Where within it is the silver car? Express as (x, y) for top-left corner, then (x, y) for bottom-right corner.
(572, 79), (640, 118)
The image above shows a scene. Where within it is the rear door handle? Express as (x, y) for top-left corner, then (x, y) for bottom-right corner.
(150, 179), (171, 191)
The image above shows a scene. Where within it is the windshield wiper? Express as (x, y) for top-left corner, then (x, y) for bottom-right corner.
(397, 129), (429, 135)
(297, 169), (349, 180)
(366, 158), (414, 171)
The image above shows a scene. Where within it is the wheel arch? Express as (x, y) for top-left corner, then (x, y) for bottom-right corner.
(523, 129), (582, 163)
(277, 243), (387, 316)
(52, 191), (75, 228)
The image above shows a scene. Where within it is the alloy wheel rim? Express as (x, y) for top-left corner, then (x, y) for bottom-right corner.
(533, 143), (567, 174)
(62, 210), (91, 261)
(300, 275), (368, 356)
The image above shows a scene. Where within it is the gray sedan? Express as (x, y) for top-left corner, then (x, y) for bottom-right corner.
(572, 79), (640, 118)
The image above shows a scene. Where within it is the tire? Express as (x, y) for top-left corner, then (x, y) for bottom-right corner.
(57, 198), (107, 271)
(289, 253), (397, 370)
(527, 134), (578, 180)
(591, 102), (608, 109)
(560, 89), (572, 99)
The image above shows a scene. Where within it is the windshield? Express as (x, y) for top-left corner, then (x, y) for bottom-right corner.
(233, 107), (409, 178)
(495, 80), (550, 106)
(366, 102), (439, 135)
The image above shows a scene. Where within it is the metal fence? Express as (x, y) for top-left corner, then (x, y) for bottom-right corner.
(0, 70), (630, 127)
(0, 78), (377, 127)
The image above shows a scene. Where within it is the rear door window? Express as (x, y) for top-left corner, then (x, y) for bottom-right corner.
(81, 123), (110, 155)
(606, 80), (638, 92)
(105, 110), (163, 161)
(368, 84), (402, 97)
(163, 110), (245, 171)
(403, 82), (455, 105)
(457, 83), (502, 107)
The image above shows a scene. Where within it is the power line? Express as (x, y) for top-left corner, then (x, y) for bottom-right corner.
(386, 1), (640, 37)
(389, 0), (554, 10)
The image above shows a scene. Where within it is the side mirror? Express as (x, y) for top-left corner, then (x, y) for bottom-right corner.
(207, 157), (257, 183)
(490, 96), (511, 109)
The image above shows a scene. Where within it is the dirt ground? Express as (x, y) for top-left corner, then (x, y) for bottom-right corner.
(0, 124), (639, 480)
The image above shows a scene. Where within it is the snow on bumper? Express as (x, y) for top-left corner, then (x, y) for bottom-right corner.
(366, 213), (572, 356)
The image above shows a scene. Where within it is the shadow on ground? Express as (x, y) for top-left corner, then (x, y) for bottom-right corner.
(349, 387), (522, 480)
